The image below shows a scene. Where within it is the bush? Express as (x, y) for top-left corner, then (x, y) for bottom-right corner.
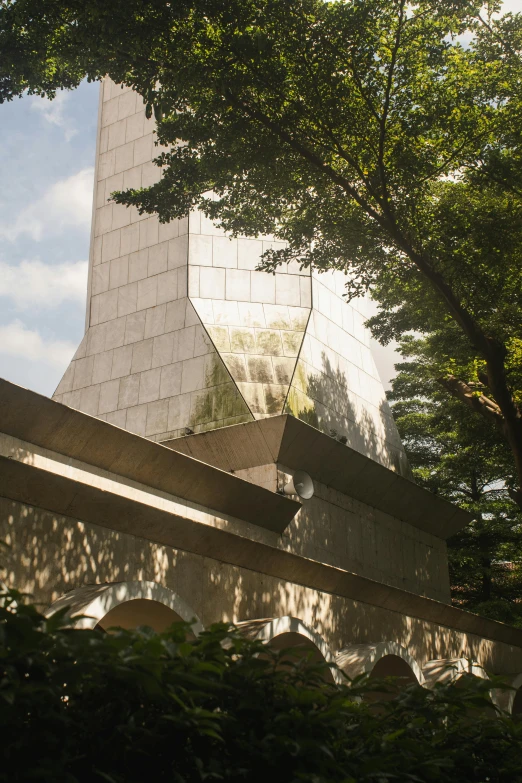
(1, 588), (522, 782)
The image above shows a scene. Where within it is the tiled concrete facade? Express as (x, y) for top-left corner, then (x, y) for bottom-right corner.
(53, 78), (407, 474)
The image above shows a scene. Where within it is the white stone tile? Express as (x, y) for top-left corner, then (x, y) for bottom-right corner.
(178, 325), (196, 360)
(72, 355), (94, 390)
(92, 350), (113, 384)
(145, 398), (169, 436)
(115, 141), (135, 174)
(109, 256), (129, 290)
(117, 281), (138, 317)
(123, 165), (142, 192)
(184, 300), (199, 327)
(98, 378), (120, 414)
(96, 180), (106, 209)
(167, 393), (192, 430)
(190, 297), (214, 325)
(251, 271), (275, 304)
(98, 150), (116, 181)
(126, 403), (148, 436)
(238, 238), (263, 270)
(108, 119), (127, 150)
(152, 332), (175, 368)
(134, 133), (153, 166)
(139, 216), (159, 250)
(190, 234), (213, 267)
(141, 160), (162, 188)
(144, 304), (166, 339)
(90, 294), (101, 326)
(194, 325), (213, 356)
(112, 203), (132, 231)
(111, 344), (133, 378)
(118, 373), (140, 408)
(165, 299), (186, 332)
(159, 220), (178, 243)
(226, 269), (250, 301)
(54, 364), (75, 395)
(276, 274), (300, 306)
(102, 318), (128, 357)
(62, 389), (82, 409)
(128, 248), (149, 282)
(213, 236), (237, 268)
(86, 323), (107, 356)
(95, 204), (113, 237)
(181, 355), (206, 393)
(156, 270), (179, 305)
(79, 385), (101, 416)
(174, 265), (187, 300)
(198, 266), (226, 300)
(101, 230), (121, 263)
(263, 304), (290, 329)
(148, 241), (168, 276)
(212, 299), (239, 325)
(168, 235), (188, 269)
(159, 363), (182, 398)
(131, 338), (153, 373)
(125, 108), (144, 140)
(101, 96), (119, 127)
(98, 288), (119, 323)
(102, 79), (112, 103)
(299, 275), (312, 308)
(178, 216), (189, 235)
(92, 263), (110, 296)
(104, 172), (124, 201)
(188, 266), (200, 297)
(92, 235), (102, 266)
(124, 310), (146, 344)
(139, 367), (161, 403)
(137, 277), (158, 311)
(200, 212), (224, 236)
(120, 223), (140, 257)
(106, 408), (127, 428)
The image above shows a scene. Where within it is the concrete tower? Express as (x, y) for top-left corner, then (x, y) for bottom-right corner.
(53, 79), (408, 476)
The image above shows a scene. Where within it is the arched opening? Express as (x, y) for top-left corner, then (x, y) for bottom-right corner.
(511, 684), (522, 716)
(236, 617), (340, 684)
(97, 598), (187, 633)
(46, 581), (204, 637)
(370, 654), (419, 684)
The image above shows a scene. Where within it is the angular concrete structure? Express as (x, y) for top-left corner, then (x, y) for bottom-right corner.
(52, 78), (407, 475)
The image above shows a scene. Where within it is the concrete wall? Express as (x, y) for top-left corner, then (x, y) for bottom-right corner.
(1, 496), (520, 674)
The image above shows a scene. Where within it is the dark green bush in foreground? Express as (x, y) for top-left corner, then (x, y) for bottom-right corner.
(1, 589), (522, 782)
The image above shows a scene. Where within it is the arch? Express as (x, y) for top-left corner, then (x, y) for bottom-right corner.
(45, 581), (204, 635)
(422, 658), (488, 689)
(493, 673), (522, 715)
(336, 642), (424, 686)
(236, 616), (342, 684)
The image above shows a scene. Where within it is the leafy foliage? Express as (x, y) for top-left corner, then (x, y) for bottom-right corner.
(388, 334), (522, 625)
(1, 587), (522, 782)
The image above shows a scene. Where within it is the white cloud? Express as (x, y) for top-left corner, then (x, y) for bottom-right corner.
(0, 320), (76, 369)
(0, 259), (88, 309)
(0, 167), (94, 242)
(30, 91), (78, 142)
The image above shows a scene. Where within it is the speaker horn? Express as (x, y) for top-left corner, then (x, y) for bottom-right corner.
(283, 470), (314, 500)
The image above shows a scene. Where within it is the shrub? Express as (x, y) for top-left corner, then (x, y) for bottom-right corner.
(1, 588), (522, 782)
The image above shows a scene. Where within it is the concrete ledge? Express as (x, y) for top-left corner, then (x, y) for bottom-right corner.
(0, 379), (300, 534)
(163, 415), (472, 539)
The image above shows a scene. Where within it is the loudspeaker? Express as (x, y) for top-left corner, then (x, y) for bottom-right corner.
(283, 470), (314, 500)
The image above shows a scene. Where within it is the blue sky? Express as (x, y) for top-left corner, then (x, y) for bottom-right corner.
(0, 80), (98, 396)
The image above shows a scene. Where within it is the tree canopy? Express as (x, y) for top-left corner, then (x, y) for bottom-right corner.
(1, 0), (522, 500)
(388, 333), (522, 625)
